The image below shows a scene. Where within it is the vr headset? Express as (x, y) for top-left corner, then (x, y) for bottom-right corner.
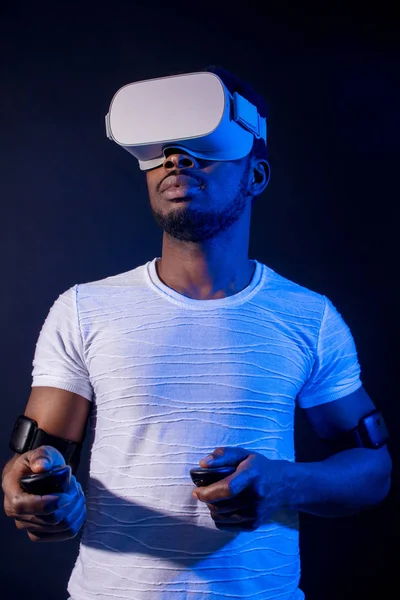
(105, 71), (267, 171)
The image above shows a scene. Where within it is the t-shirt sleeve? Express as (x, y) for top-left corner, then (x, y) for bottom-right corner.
(31, 285), (93, 401)
(297, 296), (362, 409)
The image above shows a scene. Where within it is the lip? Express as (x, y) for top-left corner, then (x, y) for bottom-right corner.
(159, 174), (201, 193)
(161, 186), (202, 202)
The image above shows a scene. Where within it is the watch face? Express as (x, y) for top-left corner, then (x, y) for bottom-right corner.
(362, 413), (389, 448)
(9, 416), (37, 453)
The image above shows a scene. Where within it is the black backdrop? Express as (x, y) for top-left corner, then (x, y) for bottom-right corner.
(1, 3), (399, 599)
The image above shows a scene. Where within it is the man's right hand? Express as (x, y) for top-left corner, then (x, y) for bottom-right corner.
(2, 445), (86, 542)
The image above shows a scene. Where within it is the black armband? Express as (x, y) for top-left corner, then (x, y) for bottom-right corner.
(325, 410), (389, 454)
(9, 415), (81, 466)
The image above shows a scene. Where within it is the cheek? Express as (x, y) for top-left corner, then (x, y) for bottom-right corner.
(209, 169), (244, 198)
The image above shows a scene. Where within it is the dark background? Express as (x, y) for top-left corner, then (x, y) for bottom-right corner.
(1, 2), (399, 599)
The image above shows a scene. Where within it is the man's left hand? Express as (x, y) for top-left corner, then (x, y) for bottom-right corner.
(192, 447), (293, 531)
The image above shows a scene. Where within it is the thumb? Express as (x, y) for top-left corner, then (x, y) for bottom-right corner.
(27, 445), (66, 473)
(199, 446), (250, 468)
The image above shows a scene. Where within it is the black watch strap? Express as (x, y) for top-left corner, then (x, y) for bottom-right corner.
(326, 428), (366, 454)
(30, 428), (79, 464)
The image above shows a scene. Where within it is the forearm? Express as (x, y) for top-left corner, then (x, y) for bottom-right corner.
(284, 446), (392, 517)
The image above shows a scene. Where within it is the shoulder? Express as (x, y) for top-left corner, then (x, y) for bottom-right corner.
(47, 262), (151, 317)
(77, 261), (150, 291)
(260, 262), (328, 319)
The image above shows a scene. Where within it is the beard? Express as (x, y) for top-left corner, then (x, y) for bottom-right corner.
(150, 164), (251, 243)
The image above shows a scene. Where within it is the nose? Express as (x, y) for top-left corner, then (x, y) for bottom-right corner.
(163, 147), (199, 170)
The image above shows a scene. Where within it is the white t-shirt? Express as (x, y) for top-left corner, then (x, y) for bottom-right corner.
(32, 258), (362, 600)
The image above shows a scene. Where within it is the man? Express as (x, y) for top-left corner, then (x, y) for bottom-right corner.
(2, 66), (391, 600)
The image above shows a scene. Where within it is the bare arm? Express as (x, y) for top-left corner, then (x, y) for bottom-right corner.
(292, 386), (392, 516)
(193, 387), (392, 523)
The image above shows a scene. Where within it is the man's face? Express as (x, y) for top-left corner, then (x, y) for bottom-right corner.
(145, 149), (252, 243)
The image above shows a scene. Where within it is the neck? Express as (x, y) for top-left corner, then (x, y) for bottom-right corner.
(156, 234), (254, 301)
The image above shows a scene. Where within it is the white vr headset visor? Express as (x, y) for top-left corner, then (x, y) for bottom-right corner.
(105, 72), (267, 170)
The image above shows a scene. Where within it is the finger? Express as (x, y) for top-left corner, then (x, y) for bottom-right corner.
(13, 482), (82, 526)
(194, 464), (256, 503)
(3, 447), (67, 506)
(13, 482), (81, 525)
(41, 480), (83, 525)
(207, 501), (247, 514)
(27, 445), (66, 473)
(7, 484), (77, 517)
(6, 490), (68, 518)
(209, 506), (258, 521)
(208, 487), (256, 506)
(15, 492), (85, 533)
(207, 495), (257, 514)
(199, 447), (251, 468)
(26, 500), (86, 542)
(6, 475), (80, 518)
(193, 478), (235, 503)
(225, 465), (259, 497)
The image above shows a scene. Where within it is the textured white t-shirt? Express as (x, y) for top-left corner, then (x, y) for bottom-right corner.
(31, 258), (362, 600)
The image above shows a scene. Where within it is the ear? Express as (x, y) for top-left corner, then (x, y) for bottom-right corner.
(248, 157), (270, 197)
